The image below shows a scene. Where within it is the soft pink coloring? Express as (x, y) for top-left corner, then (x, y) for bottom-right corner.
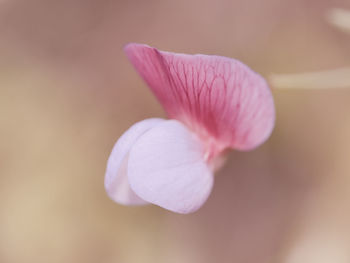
(104, 43), (275, 214)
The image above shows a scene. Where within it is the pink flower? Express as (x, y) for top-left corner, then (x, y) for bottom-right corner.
(105, 43), (275, 214)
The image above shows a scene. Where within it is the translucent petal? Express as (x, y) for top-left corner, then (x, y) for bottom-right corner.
(125, 43), (275, 152)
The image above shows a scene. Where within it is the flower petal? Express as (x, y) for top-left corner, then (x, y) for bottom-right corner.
(127, 120), (214, 214)
(125, 43), (275, 152)
(105, 118), (165, 205)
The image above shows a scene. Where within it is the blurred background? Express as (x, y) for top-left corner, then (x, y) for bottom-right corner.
(1, 0), (350, 262)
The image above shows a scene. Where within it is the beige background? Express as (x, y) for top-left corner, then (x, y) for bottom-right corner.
(1, 0), (350, 262)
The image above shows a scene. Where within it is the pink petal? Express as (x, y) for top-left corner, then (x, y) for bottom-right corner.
(125, 43), (275, 154)
(105, 118), (165, 205)
(127, 120), (214, 214)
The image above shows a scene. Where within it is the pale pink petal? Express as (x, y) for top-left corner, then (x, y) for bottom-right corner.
(105, 118), (165, 205)
(125, 43), (275, 153)
(127, 120), (214, 214)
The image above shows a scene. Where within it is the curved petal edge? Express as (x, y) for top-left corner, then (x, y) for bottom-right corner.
(105, 118), (165, 205)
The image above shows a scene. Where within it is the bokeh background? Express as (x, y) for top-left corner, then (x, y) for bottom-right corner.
(2, 0), (350, 262)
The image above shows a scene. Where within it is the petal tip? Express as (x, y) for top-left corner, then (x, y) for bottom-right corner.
(124, 43), (154, 57)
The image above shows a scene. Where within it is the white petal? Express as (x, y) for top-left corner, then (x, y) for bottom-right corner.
(105, 118), (165, 205)
(128, 120), (214, 214)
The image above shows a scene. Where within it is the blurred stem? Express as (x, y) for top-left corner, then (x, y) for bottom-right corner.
(328, 8), (350, 33)
(270, 68), (350, 89)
